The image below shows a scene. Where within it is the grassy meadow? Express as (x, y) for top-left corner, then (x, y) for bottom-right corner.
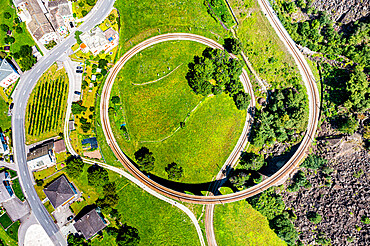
(214, 200), (287, 246)
(0, 97), (10, 130)
(110, 41), (246, 183)
(25, 64), (68, 144)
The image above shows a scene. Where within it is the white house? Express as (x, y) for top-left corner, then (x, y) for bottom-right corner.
(0, 59), (20, 88)
(27, 141), (56, 171)
(80, 27), (119, 55)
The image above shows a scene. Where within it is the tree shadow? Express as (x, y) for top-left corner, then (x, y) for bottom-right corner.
(259, 142), (300, 177)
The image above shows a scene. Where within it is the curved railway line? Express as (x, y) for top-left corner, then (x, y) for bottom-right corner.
(100, 29), (319, 205)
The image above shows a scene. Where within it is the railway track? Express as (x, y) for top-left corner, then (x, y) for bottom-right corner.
(100, 31), (320, 204)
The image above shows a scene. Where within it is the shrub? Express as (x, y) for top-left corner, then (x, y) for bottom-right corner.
(3, 12), (11, 20)
(224, 37), (242, 55)
(307, 211), (322, 224)
(301, 154), (327, 170)
(361, 216), (370, 224)
(337, 115), (358, 134)
(134, 147), (155, 172)
(111, 96), (120, 104)
(36, 179), (44, 186)
(81, 10), (88, 17)
(0, 24), (9, 32)
(165, 162), (183, 180)
(15, 26), (23, 34)
(86, 0), (96, 6)
(239, 152), (265, 171)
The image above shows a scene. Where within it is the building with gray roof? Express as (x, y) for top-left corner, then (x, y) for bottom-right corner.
(0, 59), (20, 88)
(43, 175), (78, 209)
(73, 208), (107, 240)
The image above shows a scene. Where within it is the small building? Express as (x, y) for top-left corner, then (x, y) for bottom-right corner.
(0, 132), (9, 155)
(73, 208), (107, 240)
(54, 139), (66, 154)
(68, 120), (75, 131)
(27, 141), (55, 170)
(43, 175), (78, 209)
(79, 27), (119, 56)
(4, 46), (10, 52)
(47, 0), (74, 36)
(0, 59), (20, 88)
(0, 171), (14, 203)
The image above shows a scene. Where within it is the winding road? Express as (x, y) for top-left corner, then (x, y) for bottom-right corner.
(11, 0), (115, 245)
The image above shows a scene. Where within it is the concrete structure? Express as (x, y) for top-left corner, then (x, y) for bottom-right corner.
(73, 208), (107, 240)
(0, 59), (20, 88)
(26, 141), (55, 171)
(43, 175), (78, 209)
(0, 171), (13, 203)
(80, 27), (119, 55)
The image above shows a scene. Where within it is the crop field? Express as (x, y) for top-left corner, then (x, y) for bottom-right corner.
(25, 65), (68, 144)
(214, 200), (287, 246)
(230, 0), (301, 88)
(114, 0), (228, 56)
(110, 41), (246, 183)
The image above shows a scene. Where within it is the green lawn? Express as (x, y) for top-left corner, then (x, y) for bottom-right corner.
(0, 213), (12, 229)
(12, 178), (25, 201)
(0, 225), (17, 246)
(231, 0), (301, 89)
(0, 97), (10, 131)
(0, 0), (36, 54)
(5, 221), (19, 242)
(110, 41), (246, 183)
(214, 200), (287, 246)
(114, 0), (228, 56)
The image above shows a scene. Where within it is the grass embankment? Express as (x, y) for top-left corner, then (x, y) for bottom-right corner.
(0, 213), (12, 229)
(12, 178), (25, 201)
(230, 0), (301, 88)
(114, 0), (228, 56)
(0, 225), (17, 246)
(214, 200), (287, 246)
(33, 164), (200, 246)
(0, 0), (36, 52)
(25, 64), (68, 144)
(110, 41), (246, 183)
(0, 97), (10, 130)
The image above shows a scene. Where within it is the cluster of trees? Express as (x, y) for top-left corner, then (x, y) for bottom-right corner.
(186, 47), (250, 110)
(45, 40), (57, 50)
(106, 225), (140, 246)
(65, 156), (85, 178)
(71, 101), (93, 132)
(287, 170), (311, 192)
(251, 86), (308, 147)
(247, 188), (299, 245)
(87, 164), (109, 187)
(12, 45), (37, 71)
(300, 154), (327, 170)
(96, 182), (119, 210)
(205, 0), (235, 28)
(307, 211), (322, 224)
(134, 147), (155, 172)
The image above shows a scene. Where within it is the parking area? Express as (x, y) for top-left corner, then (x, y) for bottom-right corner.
(52, 205), (74, 228)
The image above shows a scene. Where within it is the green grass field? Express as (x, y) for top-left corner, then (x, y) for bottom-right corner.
(12, 178), (25, 201)
(0, 225), (17, 246)
(5, 221), (19, 242)
(214, 200), (287, 246)
(0, 97), (10, 130)
(25, 64), (68, 144)
(0, 0), (37, 53)
(0, 213), (12, 229)
(230, 0), (301, 88)
(110, 41), (246, 183)
(114, 0), (228, 56)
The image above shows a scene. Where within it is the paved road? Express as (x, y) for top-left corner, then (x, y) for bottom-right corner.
(11, 1), (115, 245)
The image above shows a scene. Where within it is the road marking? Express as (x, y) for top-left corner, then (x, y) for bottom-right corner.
(37, 68), (40, 73)
(27, 183), (30, 188)
(22, 90), (26, 95)
(38, 207), (41, 212)
(55, 51), (60, 56)
(23, 171), (26, 175)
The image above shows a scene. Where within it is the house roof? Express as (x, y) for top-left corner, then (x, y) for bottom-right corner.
(43, 175), (77, 208)
(0, 59), (18, 83)
(0, 172), (12, 203)
(26, 0), (55, 40)
(80, 27), (108, 50)
(68, 120), (75, 130)
(27, 141), (54, 161)
(73, 208), (107, 240)
(54, 139), (66, 153)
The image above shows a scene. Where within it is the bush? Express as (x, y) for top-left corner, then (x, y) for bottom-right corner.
(4, 36), (15, 44)
(134, 147), (155, 172)
(361, 216), (370, 224)
(307, 211), (322, 224)
(239, 152), (265, 171)
(86, 0), (96, 6)
(36, 179), (44, 186)
(74, 31), (83, 45)
(337, 115), (358, 134)
(15, 26), (23, 34)
(3, 12), (11, 19)
(0, 24), (9, 32)
(71, 101), (87, 114)
(287, 170), (310, 192)
(65, 156), (85, 178)
(111, 96), (120, 104)
(301, 154), (327, 170)
(81, 10), (88, 17)
(224, 37), (242, 55)
(165, 162), (183, 180)
(233, 91), (250, 110)
(87, 165), (109, 187)
(78, 1), (84, 7)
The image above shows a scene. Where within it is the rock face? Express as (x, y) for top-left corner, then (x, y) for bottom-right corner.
(280, 123), (370, 245)
(312, 0), (370, 24)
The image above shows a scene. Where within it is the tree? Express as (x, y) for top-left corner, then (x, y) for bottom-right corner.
(269, 213), (298, 245)
(134, 147), (155, 172)
(98, 59), (108, 69)
(75, 31), (83, 45)
(307, 211), (322, 224)
(4, 36), (15, 44)
(337, 115), (358, 134)
(223, 37), (242, 55)
(301, 154), (327, 170)
(71, 101), (87, 114)
(0, 24), (9, 32)
(111, 96), (120, 104)
(344, 66), (369, 111)
(233, 91), (250, 110)
(15, 26), (23, 34)
(116, 225), (140, 246)
(67, 233), (87, 246)
(165, 162), (183, 180)
(229, 170), (251, 190)
(361, 216), (370, 224)
(19, 45), (33, 56)
(86, 0), (96, 6)
(87, 164), (109, 187)
(3, 12), (11, 20)
(287, 170), (309, 192)
(65, 156), (85, 178)
(239, 152), (265, 171)
(247, 188), (285, 220)
(97, 182), (119, 208)
(18, 55), (37, 71)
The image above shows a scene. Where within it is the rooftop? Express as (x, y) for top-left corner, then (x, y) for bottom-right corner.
(27, 141), (54, 161)
(73, 208), (107, 240)
(43, 175), (77, 208)
(0, 59), (18, 82)
(54, 139), (66, 153)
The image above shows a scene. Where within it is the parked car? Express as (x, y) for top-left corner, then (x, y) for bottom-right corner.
(67, 215), (74, 221)
(74, 91), (81, 95)
(76, 66), (83, 70)
(76, 70), (83, 73)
